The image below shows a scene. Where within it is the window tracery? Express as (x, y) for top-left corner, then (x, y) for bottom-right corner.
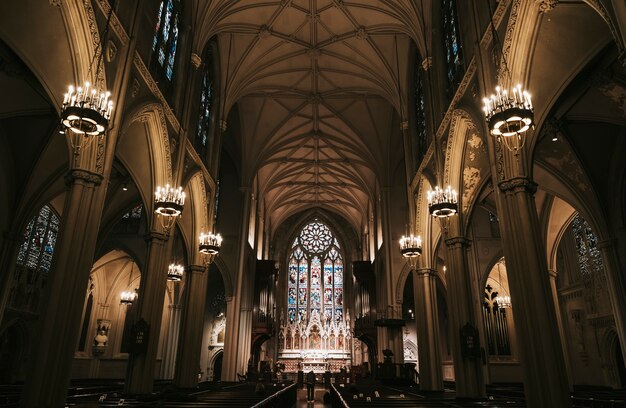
(414, 50), (427, 163)
(16, 205), (60, 274)
(196, 47), (214, 157)
(442, 0), (464, 98)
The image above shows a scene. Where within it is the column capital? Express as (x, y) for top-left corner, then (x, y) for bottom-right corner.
(145, 231), (168, 243)
(444, 236), (471, 248)
(415, 267), (437, 277)
(64, 169), (104, 186)
(185, 264), (205, 274)
(190, 53), (202, 69)
(548, 269), (558, 279)
(498, 177), (537, 195)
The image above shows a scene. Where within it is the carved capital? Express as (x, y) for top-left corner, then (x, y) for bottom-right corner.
(145, 231), (168, 243)
(548, 269), (558, 279)
(219, 119), (227, 131)
(415, 267), (437, 277)
(444, 236), (471, 248)
(421, 57), (432, 71)
(498, 177), (537, 195)
(400, 121), (409, 130)
(186, 264), (205, 274)
(190, 53), (202, 69)
(65, 169), (104, 186)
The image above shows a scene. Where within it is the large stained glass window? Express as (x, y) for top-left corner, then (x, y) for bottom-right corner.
(287, 221), (343, 324)
(442, 0), (464, 98)
(571, 214), (604, 278)
(151, 0), (180, 82)
(196, 47), (214, 157)
(413, 49), (427, 164)
(16, 205), (60, 273)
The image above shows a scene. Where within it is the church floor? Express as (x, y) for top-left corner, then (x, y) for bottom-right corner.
(295, 386), (332, 407)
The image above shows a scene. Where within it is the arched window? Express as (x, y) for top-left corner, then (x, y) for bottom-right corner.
(571, 214), (604, 278)
(442, 0), (464, 98)
(151, 0), (180, 82)
(196, 47), (214, 157)
(413, 49), (427, 164)
(16, 205), (60, 274)
(287, 220), (343, 324)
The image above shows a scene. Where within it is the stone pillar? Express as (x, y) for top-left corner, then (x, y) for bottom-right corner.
(414, 268), (443, 390)
(222, 188), (253, 380)
(174, 264), (209, 388)
(22, 170), (104, 408)
(444, 236), (485, 398)
(496, 177), (570, 407)
(125, 231), (170, 394)
(548, 269), (572, 389)
(160, 303), (182, 379)
(597, 239), (626, 369)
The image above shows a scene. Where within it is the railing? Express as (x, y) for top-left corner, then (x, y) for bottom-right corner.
(330, 384), (350, 408)
(251, 383), (296, 408)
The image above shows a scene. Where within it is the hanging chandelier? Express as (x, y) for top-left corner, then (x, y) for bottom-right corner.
(60, 6), (114, 147)
(199, 231), (222, 265)
(120, 290), (137, 305)
(482, 2), (534, 153)
(483, 84), (533, 151)
(167, 263), (184, 281)
(399, 234), (422, 267)
(154, 184), (185, 234)
(427, 185), (458, 218)
(495, 294), (511, 309)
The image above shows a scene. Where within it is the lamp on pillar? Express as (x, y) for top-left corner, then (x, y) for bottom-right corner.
(199, 231), (222, 265)
(167, 263), (184, 282)
(154, 184), (185, 235)
(60, 6), (114, 149)
(399, 234), (422, 268)
(482, 3), (534, 153)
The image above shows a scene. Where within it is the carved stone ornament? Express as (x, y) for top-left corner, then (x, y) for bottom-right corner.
(444, 236), (471, 248)
(105, 40), (117, 62)
(536, 0), (558, 13)
(421, 57), (432, 71)
(190, 53), (202, 69)
(65, 169), (104, 186)
(93, 319), (111, 356)
(49, 0), (61, 7)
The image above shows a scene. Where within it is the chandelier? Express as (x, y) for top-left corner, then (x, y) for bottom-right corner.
(495, 294), (511, 309)
(199, 232), (222, 265)
(482, 1), (534, 153)
(399, 234), (422, 267)
(167, 263), (184, 281)
(154, 184), (185, 234)
(483, 84), (533, 151)
(120, 290), (137, 305)
(427, 185), (458, 218)
(60, 6), (114, 148)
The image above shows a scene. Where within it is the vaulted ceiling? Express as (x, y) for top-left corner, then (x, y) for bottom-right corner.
(192, 0), (428, 233)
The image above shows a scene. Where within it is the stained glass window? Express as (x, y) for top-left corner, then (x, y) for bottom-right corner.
(571, 214), (604, 278)
(414, 49), (427, 164)
(196, 47), (214, 157)
(287, 220), (343, 323)
(442, 0), (464, 98)
(16, 205), (60, 274)
(151, 0), (180, 82)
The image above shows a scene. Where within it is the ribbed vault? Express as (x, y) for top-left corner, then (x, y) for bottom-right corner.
(193, 0), (426, 233)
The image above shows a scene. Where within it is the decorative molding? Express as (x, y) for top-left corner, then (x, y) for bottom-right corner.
(416, 268), (436, 277)
(500, 0), (521, 80)
(435, 60), (477, 141)
(133, 54), (181, 133)
(134, 104), (173, 181)
(94, 0), (129, 46)
(82, 0), (105, 86)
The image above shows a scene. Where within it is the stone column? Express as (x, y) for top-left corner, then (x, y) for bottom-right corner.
(444, 236), (485, 398)
(160, 303), (182, 379)
(495, 177), (570, 407)
(597, 239), (626, 369)
(414, 268), (443, 390)
(222, 187), (253, 380)
(125, 231), (170, 394)
(23, 170), (103, 408)
(174, 264), (209, 388)
(548, 269), (572, 389)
